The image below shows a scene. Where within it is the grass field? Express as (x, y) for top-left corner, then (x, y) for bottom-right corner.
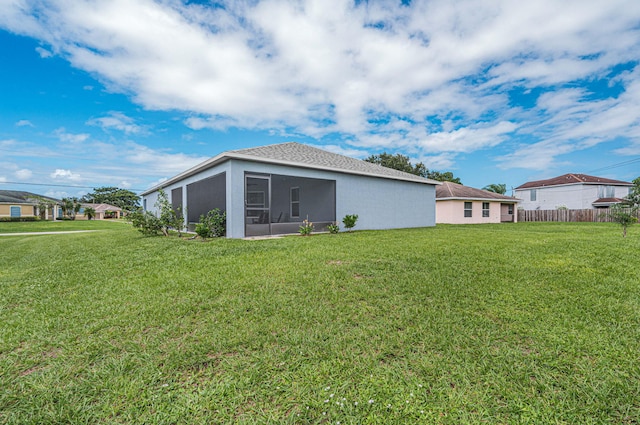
(1, 221), (639, 424)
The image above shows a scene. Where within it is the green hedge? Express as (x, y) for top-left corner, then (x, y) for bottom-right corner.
(0, 216), (41, 222)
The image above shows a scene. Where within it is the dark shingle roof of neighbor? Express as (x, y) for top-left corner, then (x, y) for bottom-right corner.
(436, 181), (519, 202)
(0, 190), (60, 204)
(143, 142), (439, 194)
(516, 173), (632, 189)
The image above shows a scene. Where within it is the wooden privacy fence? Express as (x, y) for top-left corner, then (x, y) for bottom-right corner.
(518, 208), (640, 223)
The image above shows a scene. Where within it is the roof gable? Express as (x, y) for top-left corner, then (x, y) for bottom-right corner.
(436, 181), (519, 202)
(516, 173), (632, 189)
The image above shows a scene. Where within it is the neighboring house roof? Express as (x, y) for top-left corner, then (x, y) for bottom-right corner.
(0, 190), (60, 204)
(81, 203), (122, 212)
(436, 182), (520, 202)
(516, 173), (632, 189)
(592, 197), (628, 207)
(142, 142), (440, 195)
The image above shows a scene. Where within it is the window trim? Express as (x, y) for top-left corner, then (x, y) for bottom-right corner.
(10, 205), (21, 218)
(530, 189), (537, 201)
(464, 201), (472, 218)
(482, 202), (490, 218)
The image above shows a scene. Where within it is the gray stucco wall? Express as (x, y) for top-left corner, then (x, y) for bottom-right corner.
(143, 158), (436, 238)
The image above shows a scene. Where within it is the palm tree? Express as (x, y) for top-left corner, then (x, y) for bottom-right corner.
(483, 183), (507, 195)
(84, 207), (96, 220)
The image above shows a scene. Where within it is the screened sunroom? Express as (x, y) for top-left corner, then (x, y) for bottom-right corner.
(244, 173), (336, 237)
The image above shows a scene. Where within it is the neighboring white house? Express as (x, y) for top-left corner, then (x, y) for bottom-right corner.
(514, 173), (633, 210)
(436, 182), (520, 224)
(141, 142), (440, 238)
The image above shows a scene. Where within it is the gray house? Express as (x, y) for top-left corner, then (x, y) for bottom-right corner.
(141, 142), (439, 238)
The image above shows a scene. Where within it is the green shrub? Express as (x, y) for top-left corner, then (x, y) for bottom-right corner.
(299, 218), (314, 236)
(196, 209), (226, 239)
(0, 216), (40, 222)
(128, 211), (163, 236)
(327, 223), (340, 234)
(342, 214), (358, 231)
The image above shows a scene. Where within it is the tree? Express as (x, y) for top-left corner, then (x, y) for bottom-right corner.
(81, 186), (140, 212)
(84, 207), (96, 220)
(625, 177), (640, 207)
(365, 152), (462, 183)
(608, 204), (638, 237)
(425, 170), (462, 184)
(155, 189), (184, 236)
(365, 153), (427, 176)
(61, 197), (82, 220)
(483, 183), (507, 195)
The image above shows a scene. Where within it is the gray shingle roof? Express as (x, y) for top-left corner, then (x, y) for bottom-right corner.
(436, 181), (519, 202)
(0, 190), (60, 204)
(230, 142), (435, 183)
(143, 142), (438, 194)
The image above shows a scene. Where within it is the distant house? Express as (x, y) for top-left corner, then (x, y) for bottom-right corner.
(0, 190), (61, 220)
(514, 174), (633, 210)
(78, 203), (123, 220)
(436, 182), (520, 224)
(141, 142), (440, 238)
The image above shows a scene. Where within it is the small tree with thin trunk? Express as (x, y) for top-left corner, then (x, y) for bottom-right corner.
(608, 204), (638, 237)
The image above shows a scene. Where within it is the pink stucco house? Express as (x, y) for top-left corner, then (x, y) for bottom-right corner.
(436, 182), (520, 224)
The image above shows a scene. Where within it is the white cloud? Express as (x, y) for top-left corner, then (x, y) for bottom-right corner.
(51, 169), (82, 181)
(15, 169), (33, 179)
(0, 176), (6, 183)
(35, 46), (52, 58)
(87, 111), (149, 135)
(54, 128), (90, 144)
(16, 119), (34, 127)
(1, 0), (640, 172)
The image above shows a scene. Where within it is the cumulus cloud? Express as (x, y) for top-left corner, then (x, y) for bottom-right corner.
(15, 169), (33, 179)
(87, 111), (149, 135)
(51, 169), (82, 181)
(1, 0), (639, 171)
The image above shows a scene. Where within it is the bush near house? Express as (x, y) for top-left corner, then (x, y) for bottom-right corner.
(0, 216), (40, 222)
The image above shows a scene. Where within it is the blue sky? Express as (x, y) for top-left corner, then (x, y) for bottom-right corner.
(1, 0), (639, 200)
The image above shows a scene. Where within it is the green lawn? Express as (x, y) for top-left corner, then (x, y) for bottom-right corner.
(1, 221), (639, 424)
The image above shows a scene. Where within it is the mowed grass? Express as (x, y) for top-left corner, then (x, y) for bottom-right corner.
(1, 221), (639, 424)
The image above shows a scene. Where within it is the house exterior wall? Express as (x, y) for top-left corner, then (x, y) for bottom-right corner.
(515, 184), (632, 210)
(436, 200), (509, 224)
(0, 204), (37, 218)
(142, 158), (436, 238)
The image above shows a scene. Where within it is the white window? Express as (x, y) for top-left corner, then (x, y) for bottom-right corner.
(464, 202), (472, 218)
(598, 186), (616, 198)
(290, 187), (300, 218)
(10, 206), (21, 217)
(482, 202), (490, 217)
(530, 189), (537, 201)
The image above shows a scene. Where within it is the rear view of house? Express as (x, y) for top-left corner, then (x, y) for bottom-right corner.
(141, 142), (439, 238)
(515, 174), (633, 210)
